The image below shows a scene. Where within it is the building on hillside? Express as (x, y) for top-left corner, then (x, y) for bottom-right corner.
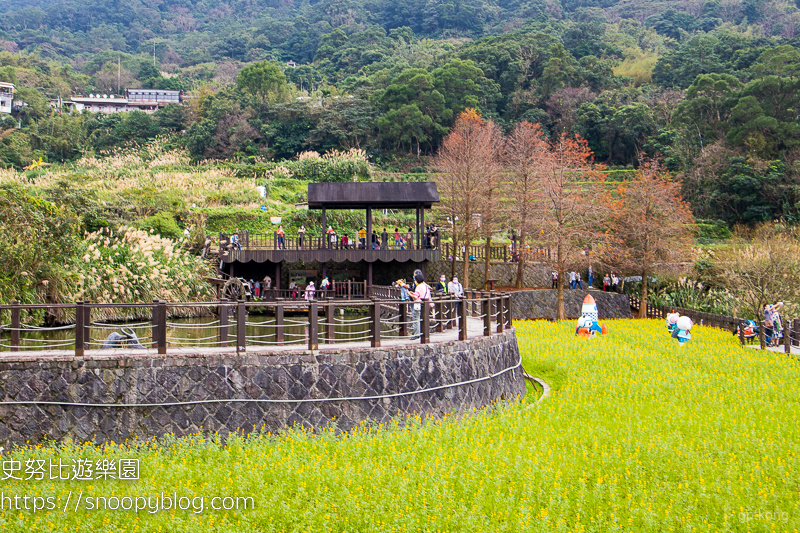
(66, 88), (183, 114)
(0, 82), (14, 115)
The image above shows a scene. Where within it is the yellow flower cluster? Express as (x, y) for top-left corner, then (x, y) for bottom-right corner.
(1, 320), (798, 532)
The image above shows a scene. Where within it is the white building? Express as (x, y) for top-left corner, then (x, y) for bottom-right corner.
(67, 89), (183, 114)
(0, 82), (14, 114)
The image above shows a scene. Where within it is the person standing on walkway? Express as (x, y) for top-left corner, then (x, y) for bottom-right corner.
(409, 272), (431, 340)
(448, 275), (463, 318)
(575, 271), (583, 290)
(320, 276), (330, 299)
(435, 274), (448, 295)
(276, 225), (286, 250)
(588, 266), (594, 289)
(771, 303), (785, 346)
(406, 227), (414, 249)
(394, 228), (402, 250)
(603, 273), (611, 292)
(297, 225), (306, 249)
(552, 271), (558, 289)
(569, 271), (576, 289)
(358, 227), (366, 249)
(304, 281), (315, 301)
(381, 229), (389, 250)
(611, 273), (620, 292)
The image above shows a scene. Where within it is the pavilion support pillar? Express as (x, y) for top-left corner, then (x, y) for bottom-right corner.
(367, 262), (373, 287)
(275, 262), (281, 290)
(321, 208), (327, 247)
(366, 207), (372, 250)
(416, 208), (420, 249)
(420, 205), (425, 248)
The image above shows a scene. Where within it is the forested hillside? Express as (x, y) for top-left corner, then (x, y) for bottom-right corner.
(1, 0), (800, 224)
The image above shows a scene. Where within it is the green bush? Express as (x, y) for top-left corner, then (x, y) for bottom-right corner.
(695, 219), (732, 243)
(139, 212), (183, 240)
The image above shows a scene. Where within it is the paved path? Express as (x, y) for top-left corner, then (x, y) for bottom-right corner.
(746, 343), (800, 355)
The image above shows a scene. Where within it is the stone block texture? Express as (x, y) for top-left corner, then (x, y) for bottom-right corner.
(427, 261), (550, 289)
(510, 289), (632, 320)
(0, 330), (525, 448)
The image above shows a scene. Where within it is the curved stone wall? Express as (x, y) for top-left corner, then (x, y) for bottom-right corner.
(510, 289), (632, 320)
(0, 330), (524, 447)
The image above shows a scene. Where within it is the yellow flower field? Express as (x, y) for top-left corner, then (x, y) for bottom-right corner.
(1, 319), (798, 532)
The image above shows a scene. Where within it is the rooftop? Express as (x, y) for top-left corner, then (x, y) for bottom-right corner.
(308, 182), (440, 210)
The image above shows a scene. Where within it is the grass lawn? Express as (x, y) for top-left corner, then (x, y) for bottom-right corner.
(1, 319), (798, 532)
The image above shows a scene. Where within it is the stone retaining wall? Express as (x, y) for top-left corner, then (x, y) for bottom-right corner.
(0, 331), (524, 448)
(510, 289), (632, 320)
(427, 260), (550, 289)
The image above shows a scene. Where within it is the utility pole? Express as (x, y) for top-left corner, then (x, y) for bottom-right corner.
(153, 43), (156, 67)
(117, 56), (121, 94)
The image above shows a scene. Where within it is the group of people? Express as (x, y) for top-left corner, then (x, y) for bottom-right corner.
(264, 225), (442, 251)
(764, 302), (786, 347)
(286, 275), (332, 301)
(393, 272), (463, 339)
(243, 276), (271, 298)
(550, 268), (619, 291)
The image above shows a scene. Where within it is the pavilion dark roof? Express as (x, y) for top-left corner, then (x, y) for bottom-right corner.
(308, 182), (439, 210)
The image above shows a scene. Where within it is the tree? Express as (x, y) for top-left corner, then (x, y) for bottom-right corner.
(236, 61), (291, 104)
(535, 133), (605, 319)
(603, 159), (696, 318)
(502, 121), (550, 288)
(715, 224), (800, 319)
(434, 109), (502, 289)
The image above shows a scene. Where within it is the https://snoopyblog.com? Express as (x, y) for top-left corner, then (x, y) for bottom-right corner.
(0, 492), (255, 514)
(2, 455), (254, 514)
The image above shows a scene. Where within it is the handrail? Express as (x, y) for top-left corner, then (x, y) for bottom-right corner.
(629, 295), (799, 354)
(0, 291), (514, 356)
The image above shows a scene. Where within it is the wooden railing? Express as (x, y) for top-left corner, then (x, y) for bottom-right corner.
(440, 242), (554, 263)
(629, 295), (799, 353)
(222, 231), (437, 251)
(0, 290), (513, 355)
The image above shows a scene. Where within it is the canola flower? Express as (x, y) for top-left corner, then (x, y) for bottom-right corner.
(0, 319), (798, 532)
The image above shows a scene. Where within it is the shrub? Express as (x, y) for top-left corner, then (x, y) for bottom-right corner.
(139, 212), (183, 240)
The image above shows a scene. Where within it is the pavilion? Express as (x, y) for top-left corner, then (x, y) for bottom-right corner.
(220, 182), (441, 290)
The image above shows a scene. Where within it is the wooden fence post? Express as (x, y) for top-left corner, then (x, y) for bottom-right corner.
(371, 299), (381, 348)
(399, 302), (409, 338)
(496, 294), (505, 334)
(74, 301), (84, 356)
(784, 321), (791, 354)
(219, 298), (229, 347)
(793, 319), (799, 347)
(435, 297), (444, 333)
(482, 295), (491, 337)
(9, 300), (20, 352)
(738, 321), (746, 346)
(421, 302), (430, 344)
(83, 303), (91, 349)
(458, 296), (467, 341)
(275, 304), (284, 345)
(236, 300), (246, 353)
(153, 299), (167, 355)
(326, 303), (336, 343)
(308, 302), (319, 350)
